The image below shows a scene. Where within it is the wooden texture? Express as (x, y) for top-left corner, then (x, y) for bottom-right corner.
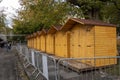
(94, 26), (117, 66)
(35, 36), (37, 49)
(69, 24), (117, 67)
(27, 39), (29, 47)
(36, 36), (39, 50)
(40, 35), (46, 52)
(46, 34), (55, 54)
(70, 24), (94, 58)
(38, 36), (41, 51)
(61, 60), (93, 72)
(27, 18), (117, 68)
(55, 31), (70, 58)
(32, 37), (34, 48)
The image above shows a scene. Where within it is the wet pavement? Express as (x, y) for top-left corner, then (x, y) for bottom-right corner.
(0, 48), (17, 80)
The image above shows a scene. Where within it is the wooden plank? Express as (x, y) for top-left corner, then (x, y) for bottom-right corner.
(41, 35), (46, 52)
(70, 25), (79, 58)
(95, 26), (117, 66)
(38, 36), (41, 50)
(46, 34), (54, 54)
(60, 60), (93, 72)
(55, 31), (69, 58)
(46, 34), (50, 54)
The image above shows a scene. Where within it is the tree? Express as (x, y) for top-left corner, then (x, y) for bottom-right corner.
(0, 9), (6, 34)
(66, 0), (104, 19)
(13, 0), (120, 35)
(13, 0), (83, 34)
(66, 0), (120, 34)
(66, 0), (120, 20)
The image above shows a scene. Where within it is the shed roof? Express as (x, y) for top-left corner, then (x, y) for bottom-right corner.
(36, 31), (41, 35)
(30, 34), (34, 38)
(47, 25), (61, 34)
(41, 29), (48, 35)
(61, 18), (116, 31)
(26, 35), (30, 39)
(33, 32), (37, 37)
(54, 26), (62, 31)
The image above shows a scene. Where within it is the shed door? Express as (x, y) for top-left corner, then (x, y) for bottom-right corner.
(70, 26), (79, 58)
(70, 25), (94, 58)
(78, 26), (94, 58)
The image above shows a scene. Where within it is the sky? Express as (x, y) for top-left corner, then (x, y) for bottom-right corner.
(0, 0), (21, 28)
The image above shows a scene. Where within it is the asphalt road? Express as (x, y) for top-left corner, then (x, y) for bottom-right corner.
(0, 48), (17, 80)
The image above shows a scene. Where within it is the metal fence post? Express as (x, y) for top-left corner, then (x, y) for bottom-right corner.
(42, 54), (49, 80)
(19, 45), (22, 54)
(31, 50), (35, 66)
(36, 53), (39, 68)
(25, 47), (29, 60)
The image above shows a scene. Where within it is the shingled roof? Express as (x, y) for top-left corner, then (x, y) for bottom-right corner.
(61, 18), (116, 31)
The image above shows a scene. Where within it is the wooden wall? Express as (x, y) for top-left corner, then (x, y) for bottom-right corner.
(40, 35), (46, 52)
(55, 31), (70, 58)
(29, 38), (32, 48)
(27, 19), (117, 67)
(31, 37), (34, 48)
(46, 34), (55, 54)
(36, 35), (39, 50)
(46, 34), (51, 54)
(94, 26), (117, 66)
(70, 24), (94, 58)
(27, 39), (30, 47)
(69, 24), (95, 65)
(38, 35), (41, 51)
(35, 36), (37, 49)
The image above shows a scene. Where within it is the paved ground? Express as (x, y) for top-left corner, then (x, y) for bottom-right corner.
(0, 48), (18, 80)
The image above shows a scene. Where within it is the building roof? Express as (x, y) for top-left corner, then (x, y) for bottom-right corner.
(26, 35), (30, 39)
(30, 34), (34, 38)
(61, 18), (116, 31)
(33, 32), (37, 37)
(54, 26), (62, 31)
(47, 25), (61, 34)
(40, 29), (48, 35)
(36, 31), (41, 35)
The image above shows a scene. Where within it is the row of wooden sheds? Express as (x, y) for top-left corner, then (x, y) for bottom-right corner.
(26, 18), (117, 67)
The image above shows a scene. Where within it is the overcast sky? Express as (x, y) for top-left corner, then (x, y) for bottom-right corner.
(0, 0), (21, 28)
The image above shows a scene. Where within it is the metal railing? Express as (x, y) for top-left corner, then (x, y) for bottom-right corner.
(16, 45), (120, 80)
(57, 57), (120, 80)
(16, 45), (57, 80)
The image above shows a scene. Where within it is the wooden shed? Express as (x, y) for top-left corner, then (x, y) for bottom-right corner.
(28, 35), (32, 48)
(30, 35), (33, 48)
(28, 36), (31, 48)
(33, 33), (37, 49)
(54, 26), (70, 58)
(46, 26), (57, 54)
(30, 34), (34, 48)
(36, 31), (41, 51)
(61, 18), (117, 67)
(40, 29), (47, 52)
(26, 35), (30, 47)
